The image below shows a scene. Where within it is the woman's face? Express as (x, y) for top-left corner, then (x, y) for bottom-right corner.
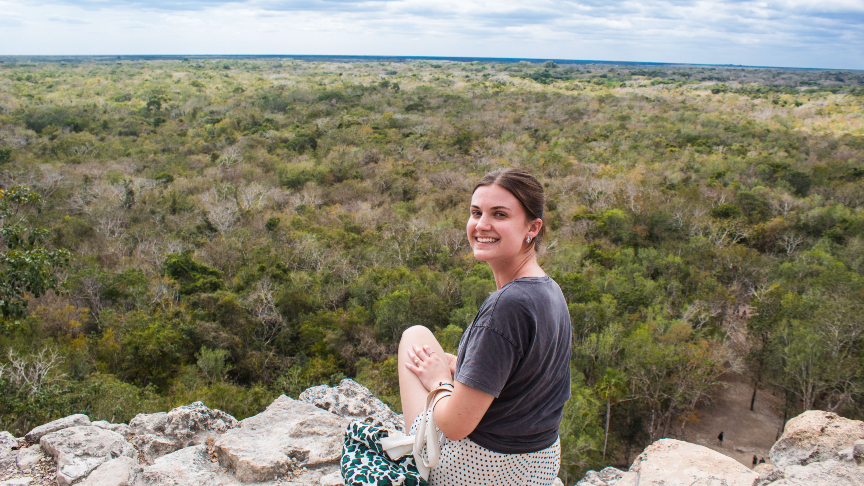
(467, 184), (536, 264)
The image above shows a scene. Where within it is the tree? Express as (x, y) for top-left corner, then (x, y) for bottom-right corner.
(595, 368), (627, 459)
(0, 186), (71, 330)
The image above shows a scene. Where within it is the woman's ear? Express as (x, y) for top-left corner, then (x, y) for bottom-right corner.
(528, 218), (543, 238)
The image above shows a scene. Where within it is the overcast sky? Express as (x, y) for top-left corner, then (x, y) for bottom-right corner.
(1, 0), (862, 69)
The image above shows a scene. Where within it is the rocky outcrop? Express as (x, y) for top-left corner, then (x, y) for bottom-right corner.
(139, 445), (239, 486)
(92, 421), (132, 437)
(615, 439), (758, 486)
(0, 431), (17, 468)
(15, 446), (44, 472)
(300, 378), (404, 432)
(767, 459), (864, 486)
(855, 440), (864, 465)
(128, 401), (238, 464)
(752, 410), (864, 486)
(769, 410), (864, 469)
(4, 380), (864, 486)
(576, 466), (625, 485)
(39, 426), (135, 486)
(214, 395), (350, 483)
(79, 457), (142, 486)
(24, 415), (89, 443)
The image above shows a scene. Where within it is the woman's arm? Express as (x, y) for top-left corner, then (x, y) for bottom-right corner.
(444, 352), (457, 376)
(432, 382), (494, 441)
(405, 345), (494, 441)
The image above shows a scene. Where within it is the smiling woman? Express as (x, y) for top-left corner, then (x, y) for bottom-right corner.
(396, 168), (571, 486)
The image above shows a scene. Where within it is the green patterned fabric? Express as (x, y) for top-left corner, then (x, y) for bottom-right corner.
(341, 420), (428, 486)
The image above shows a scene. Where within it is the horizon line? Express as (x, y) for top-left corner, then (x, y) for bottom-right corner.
(0, 54), (857, 72)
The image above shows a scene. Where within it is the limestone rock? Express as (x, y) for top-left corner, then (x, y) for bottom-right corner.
(128, 401), (238, 464)
(2, 479), (34, 486)
(139, 445), (240, 486)
(92, 420), (132, 437)
(15, 445), (43, 472)
(769, 460), (864, 486)
(770, 410), (864, 470)
(577, 467), (625, 486)
(320, 469), (344, 486)
(300, 379), (404, 432)
(40, 426), (135, 486)
(24, 414), (89, 443)
(79, 456), (142, 486)
(754, 463), (774, 475)
(855, 439), (864, 465)
(0, 431), (17, 468)
(616, 439), (758, 486)
(552, 479), (564, 486)
(215, 395), (350, 483)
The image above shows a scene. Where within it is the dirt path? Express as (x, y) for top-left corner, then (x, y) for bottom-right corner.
(681, 374), (783, 468)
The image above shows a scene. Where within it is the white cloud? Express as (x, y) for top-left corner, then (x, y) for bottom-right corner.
(159, 13), (205, 25)
(0, 0), (860, 68)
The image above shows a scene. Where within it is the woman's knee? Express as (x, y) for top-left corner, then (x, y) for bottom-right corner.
(398, 325), (435, 355)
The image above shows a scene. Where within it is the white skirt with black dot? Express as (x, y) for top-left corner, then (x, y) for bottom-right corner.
(410, 412), (561, 486)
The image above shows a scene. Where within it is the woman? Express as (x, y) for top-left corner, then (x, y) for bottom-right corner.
(398, 168), (571, 486)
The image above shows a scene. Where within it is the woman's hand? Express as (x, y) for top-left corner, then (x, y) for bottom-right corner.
(404, 344), (452, 391)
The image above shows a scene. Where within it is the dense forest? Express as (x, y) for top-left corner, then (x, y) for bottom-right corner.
(0, 57), (862, 484)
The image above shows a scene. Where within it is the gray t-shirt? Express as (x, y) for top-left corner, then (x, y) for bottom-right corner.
(454, 276), (572, 454)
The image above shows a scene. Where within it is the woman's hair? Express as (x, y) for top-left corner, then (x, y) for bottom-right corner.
(473, 168), (546, 252)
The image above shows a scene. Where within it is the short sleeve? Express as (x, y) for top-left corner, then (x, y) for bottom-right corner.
(454, 325), (521, 398)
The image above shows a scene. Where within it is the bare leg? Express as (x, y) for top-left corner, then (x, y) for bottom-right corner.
(398, 325), (449, 433)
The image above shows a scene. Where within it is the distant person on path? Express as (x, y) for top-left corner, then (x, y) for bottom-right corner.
(717, 431), (724, 445)
(398, 168), (570, 486)
(759, 458), (766, 464)
(752, 455), (758, 467)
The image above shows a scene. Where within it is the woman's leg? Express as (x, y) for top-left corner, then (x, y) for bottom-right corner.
(398, 325), (449, 433)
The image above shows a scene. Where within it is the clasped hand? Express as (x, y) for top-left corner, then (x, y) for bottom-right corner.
(405, 344), (456, 391)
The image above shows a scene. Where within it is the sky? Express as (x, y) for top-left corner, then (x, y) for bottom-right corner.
(0, 0), (862, 69)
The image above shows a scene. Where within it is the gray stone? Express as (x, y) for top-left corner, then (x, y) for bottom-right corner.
(854, 439), (864, 465)
(128, 401), (238, 464)
(320, 469), (344, 486)
(299, 378), (404, 432)
(577, 466), (625, 486)
(616, 439), (758, 486)
(0, 431), (17, 468)
(754, 465), (783, 486)
(78, 456), (142, 486)
(2, 478), (34, 486)
(24, 414), (89, 443)
(770, 410), (864, 470)
(215, 395), (350, 483)
(40, 425), (135, 486)
(15, 445), (43, 472)
(769, 459), (864, 486)
(139, 444), (240, 486)
(92, 420), (132, 437)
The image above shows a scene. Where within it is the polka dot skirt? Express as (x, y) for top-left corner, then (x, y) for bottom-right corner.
(410, 412), (561, 486)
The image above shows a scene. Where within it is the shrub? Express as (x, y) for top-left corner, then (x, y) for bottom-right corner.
(285, 133), (317, 154)
(711, 204), (742, 219)
(265, 217), (280, 231)
(154, 172), (174, 184)
(163, 252), (224, 296)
